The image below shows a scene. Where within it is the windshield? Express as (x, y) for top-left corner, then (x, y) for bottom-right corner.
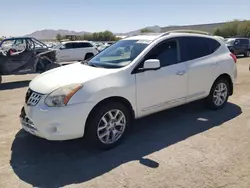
(87, 39), (152, 68)
(225, 38), (235, 45)
(53, 43), (63, 49)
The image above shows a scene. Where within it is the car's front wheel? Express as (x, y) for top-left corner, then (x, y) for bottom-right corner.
(85, 101), (132, 149)
(206, 78), (229, 110)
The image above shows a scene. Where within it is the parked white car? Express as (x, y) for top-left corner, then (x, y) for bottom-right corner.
(53, 41), (99, 62)
(20, 31), (237, 149)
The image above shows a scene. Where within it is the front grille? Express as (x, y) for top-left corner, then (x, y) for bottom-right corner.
(25, 89), (43, 106)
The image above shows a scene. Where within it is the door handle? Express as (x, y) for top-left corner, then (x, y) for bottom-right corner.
(176, 70), (186, 76)
(212, 62), (219, 67)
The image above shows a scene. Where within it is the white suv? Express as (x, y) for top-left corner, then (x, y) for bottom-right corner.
(20, 31), (237, 149)
(53, 41), (99, 62)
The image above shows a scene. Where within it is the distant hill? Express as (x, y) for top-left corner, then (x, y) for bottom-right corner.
(115, 25), (162, 36)
(24, 21), (232, 40)
(25, 29), (90, 40)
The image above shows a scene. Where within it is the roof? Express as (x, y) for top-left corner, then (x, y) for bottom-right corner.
(1, 36), (33, 41)
(123, 34), (162, 41)
(61, 40), (90, 44)
(123, 32), (216, 41)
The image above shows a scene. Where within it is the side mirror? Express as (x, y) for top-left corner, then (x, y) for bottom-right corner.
(143, 59), (160, 71)
(234, 41), (240, 45)
(59, 46), (66, 50)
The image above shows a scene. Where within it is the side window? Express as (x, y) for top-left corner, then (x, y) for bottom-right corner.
(146, 40), (178, 67)
(234, 39), (240, 45)
(204, 38), (221, 53)
(26, 39), (35, 51)
(76, 42), (93, 48)
(64, 43), (73, 49)
(71, 43), (80, 48)
(83, 42), (93, 47)
(240, 39), (248, 45)
(180, 37), (211, 61)
(31, 38), (48, 49)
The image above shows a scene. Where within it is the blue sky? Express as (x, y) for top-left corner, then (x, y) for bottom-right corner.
(1, 0), (250, 36)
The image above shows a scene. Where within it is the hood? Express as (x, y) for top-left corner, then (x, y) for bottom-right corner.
(29, 63), (118, 94)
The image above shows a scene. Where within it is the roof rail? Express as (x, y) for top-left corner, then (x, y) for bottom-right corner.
(160, 30), (213, 37)
(122, 30), (213, 39)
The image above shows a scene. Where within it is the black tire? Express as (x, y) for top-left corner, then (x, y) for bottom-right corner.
(244, 50), (250, 57)
(205, 78), (230, 110)
(84, 53), (94, 61)
(85, 101), (132, 150)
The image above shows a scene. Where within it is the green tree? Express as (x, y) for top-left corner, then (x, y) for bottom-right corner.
(140, 28), (153, 33)
(58, 31), (119, 42)
(213, 20), (250, 38)
(56, 33), (62, 41)
(214, 28), (222, 36)
(237, 20), (250, 37)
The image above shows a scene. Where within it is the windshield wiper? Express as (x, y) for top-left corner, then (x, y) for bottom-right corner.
(81, 60), (101, 68)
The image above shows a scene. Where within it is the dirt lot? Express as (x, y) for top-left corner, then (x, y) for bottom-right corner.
(0, 58), (250, 188)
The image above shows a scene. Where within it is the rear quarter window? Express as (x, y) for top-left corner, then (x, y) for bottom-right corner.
(204, 38), (221, 53)
(239, 39), (249, 45)
(179, 36), (211, 61)
(77, 42), (93, 48)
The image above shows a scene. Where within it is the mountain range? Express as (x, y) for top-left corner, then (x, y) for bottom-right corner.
(25, 22), (227, 40)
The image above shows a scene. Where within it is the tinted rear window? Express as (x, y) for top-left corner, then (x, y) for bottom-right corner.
(180, 36), (210, 61)
(239, 39), (249, 45)
(204, 38), (221, 53)
(77, 42), (93, 48)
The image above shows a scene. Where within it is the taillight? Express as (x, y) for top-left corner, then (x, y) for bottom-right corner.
(230, 53), (237, 63)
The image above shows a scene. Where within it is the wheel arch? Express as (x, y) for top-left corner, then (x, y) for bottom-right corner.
(85, 96), (135, 131)
(213, 73), (233, 96)
(84, 53), (94, 60)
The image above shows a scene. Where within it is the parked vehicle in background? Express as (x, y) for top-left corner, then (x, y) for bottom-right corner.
(0, 37), (61, 83)
(214, 35), (225, 42)
(225, 37), (250, 57)
(97, 42), (113, 51)
(20, 30), (237, 149)
(53, 41), (99, 62)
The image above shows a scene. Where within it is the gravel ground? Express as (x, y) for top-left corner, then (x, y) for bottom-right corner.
(0, 58), (250, 188)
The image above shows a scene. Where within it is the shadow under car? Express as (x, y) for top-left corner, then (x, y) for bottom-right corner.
(10, 101), (242, 187)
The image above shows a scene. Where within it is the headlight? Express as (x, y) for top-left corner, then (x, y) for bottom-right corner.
(45, 83), (83, 107)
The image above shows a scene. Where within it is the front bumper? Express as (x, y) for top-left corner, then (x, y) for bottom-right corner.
(20, 100), (95, 141)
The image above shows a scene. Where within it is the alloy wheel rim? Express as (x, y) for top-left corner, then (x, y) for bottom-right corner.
(213, 83), (228, 106)
(97, 109), (126, 144)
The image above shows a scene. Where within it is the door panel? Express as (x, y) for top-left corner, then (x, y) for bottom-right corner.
(77, 48), (86, 60)
(57, 49), (75, 62)
(234, 39), (242, 54)
(135, 39), (188, 117)
(178, 36), (220, 102)
(136, 62), (187, 116)
(1, 51), (35, 74)
(56, 43), (76, 62)
(186, 55), (219, 102)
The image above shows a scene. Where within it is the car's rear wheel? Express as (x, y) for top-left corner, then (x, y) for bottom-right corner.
(84, 53), (94, 61)
(206, 78), (229, 110)
(85, 101), (131, 150)
(244, 50), (250, 57)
